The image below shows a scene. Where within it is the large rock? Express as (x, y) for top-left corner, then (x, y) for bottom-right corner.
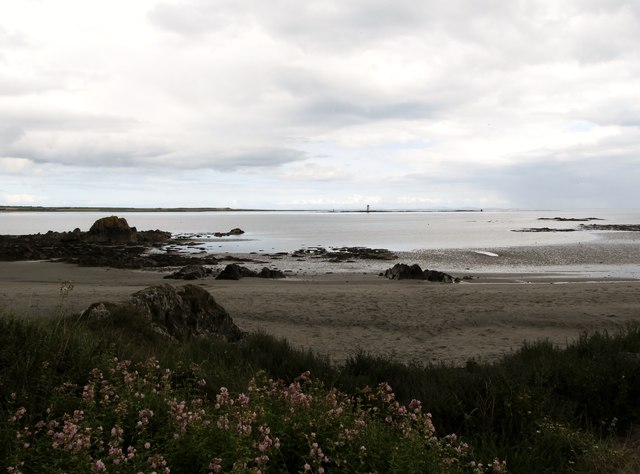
(214, 228), (245, 237)
(82, 284), (244, 341)
(384, 263), (459, 283)
(384, 263), (425, 280)
(215, 263), (286, 280)
(216, 263), (257, 280)
(87, 216), (137, 242)
(164, 264), (212, 280)
(257, 267), (286, 279)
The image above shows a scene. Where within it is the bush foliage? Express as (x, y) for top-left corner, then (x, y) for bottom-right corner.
(1, 303), (639, 473)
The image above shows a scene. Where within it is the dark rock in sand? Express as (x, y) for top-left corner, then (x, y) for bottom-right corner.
(424, 269), (457, 283)
(385, 263), (425, 280)
(257, 267), (286, 279)
(215, 263), (257, 280)
(216, 263), (286, 280)
(82, 284), (243, 342)
(164, 264), (212, 280)
(384, 263), (459, 283)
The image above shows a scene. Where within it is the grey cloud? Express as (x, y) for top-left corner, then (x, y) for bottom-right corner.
(0, 109), (137, 134)
(294, 99), (438, 127)
(199, 148), (307, 171)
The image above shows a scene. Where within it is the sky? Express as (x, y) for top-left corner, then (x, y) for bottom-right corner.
(1, 0), (639, 210)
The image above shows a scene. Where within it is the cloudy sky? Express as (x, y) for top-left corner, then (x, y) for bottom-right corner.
(1, 0), (639, 210)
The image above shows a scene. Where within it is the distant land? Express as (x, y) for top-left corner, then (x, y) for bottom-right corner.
(0, 206), (485, 213)
(0, 206), (239, 213)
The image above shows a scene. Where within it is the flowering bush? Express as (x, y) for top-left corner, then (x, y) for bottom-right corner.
(6, 357), (506, 473)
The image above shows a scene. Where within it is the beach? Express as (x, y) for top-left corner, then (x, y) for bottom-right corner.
(2, 239), (639, 366)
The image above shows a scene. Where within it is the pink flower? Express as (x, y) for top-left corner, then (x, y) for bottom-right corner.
(95, 459), (106, 471)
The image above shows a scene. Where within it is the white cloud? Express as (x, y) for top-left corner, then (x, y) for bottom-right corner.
(0, 0), (638, 208)
(3, 193), (48, 204)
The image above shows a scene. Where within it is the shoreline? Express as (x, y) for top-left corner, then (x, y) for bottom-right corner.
(1, 237), (639, 366)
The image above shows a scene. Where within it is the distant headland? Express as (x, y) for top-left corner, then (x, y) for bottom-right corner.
(0, 205), (485, 213)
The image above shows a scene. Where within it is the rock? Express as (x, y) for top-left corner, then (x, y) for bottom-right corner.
(384, 263), (426, 280)
(423, 269), (459, 283)
(213, 228), (245, 237)
(82, 284), (243, 342)
(384, 263), (458, 283)
(257, 267), (286, 279)
(87, 216), (138, 242)
(215, 263), (286, 280)
(164, 264), (212, 280)
(215, 263), (257, 280)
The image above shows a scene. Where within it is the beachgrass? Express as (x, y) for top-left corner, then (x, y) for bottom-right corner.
(1, 295), (639, 473)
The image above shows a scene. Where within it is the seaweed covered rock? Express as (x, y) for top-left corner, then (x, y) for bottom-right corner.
(82, 284), (244, 341)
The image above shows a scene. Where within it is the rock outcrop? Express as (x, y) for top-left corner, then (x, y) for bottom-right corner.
(164, 264), (212, 280)
(214, 228), (245, 237)
(82, 284), (243, 342)
(384, 263), (459, 283)
(215, 263), (286, 280)
(87, 216), (138, 242)
(0, 217), (207, 269)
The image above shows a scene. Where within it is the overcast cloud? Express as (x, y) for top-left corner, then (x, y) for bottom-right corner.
(1, 0), (639, 209)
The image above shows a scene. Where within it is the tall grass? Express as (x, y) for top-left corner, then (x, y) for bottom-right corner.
(1, 307), (639, 472)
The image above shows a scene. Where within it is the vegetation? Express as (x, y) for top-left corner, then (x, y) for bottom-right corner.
(1, 294), (639, 473)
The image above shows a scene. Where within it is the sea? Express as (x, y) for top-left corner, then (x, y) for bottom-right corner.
(1, 209), (639, 254)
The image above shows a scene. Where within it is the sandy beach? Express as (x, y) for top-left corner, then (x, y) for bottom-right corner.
(2, 240), (639, 366)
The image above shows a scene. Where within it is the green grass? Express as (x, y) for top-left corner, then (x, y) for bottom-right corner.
(1, 308), (639, 473)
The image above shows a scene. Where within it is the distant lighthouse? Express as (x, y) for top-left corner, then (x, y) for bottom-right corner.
(366, 204), (370, 213)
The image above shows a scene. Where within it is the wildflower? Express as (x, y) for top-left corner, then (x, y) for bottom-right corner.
(208, 457), (222, 472)
(11, 406), (27, 422)
(94, 459), (106, 472)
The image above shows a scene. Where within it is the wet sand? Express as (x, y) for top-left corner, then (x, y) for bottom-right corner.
(1, 242), (639, 366)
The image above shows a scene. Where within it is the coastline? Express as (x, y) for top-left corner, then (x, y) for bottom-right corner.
(1, 238), (639, 366)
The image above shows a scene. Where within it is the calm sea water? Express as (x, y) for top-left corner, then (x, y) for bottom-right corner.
(2, 210), (639, 253)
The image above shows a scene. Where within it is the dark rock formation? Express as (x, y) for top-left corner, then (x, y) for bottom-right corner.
(82, 284), (243, 342)
(164, 264), (212, 280)
(384, 263), (459, 283)
(512, 227), (577, 233)
(384, 263), (425, 280)
(87, 216), (138, 242)
(215, 263), (286, 280)
(514, 223), (640, 233)
(579, 224), (640, 232)
(214, 228), (245, 237)
(216, 263), (257, 280)
(257, 267), (286, 279)
(292, 246), (397, 261)
(0, 217), (213, 269)
(538, 217), (603, 222)
(424, 269), (457, 283)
